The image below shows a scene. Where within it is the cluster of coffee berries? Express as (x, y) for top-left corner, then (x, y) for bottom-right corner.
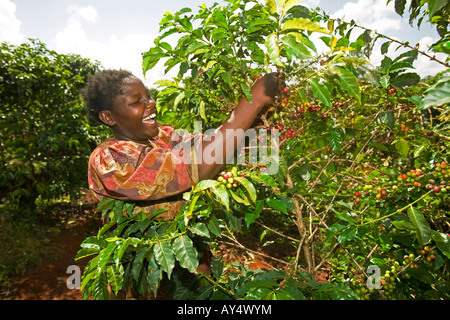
(434, 161), (448, 178)
(400, 123), (409, 132)
(380, 261), (401, 298)
(417, 245), (436, 262)
(425, 179), (447, 194)
(273, 121), (301, 141)
(387, 88), (396, 95)
(217, 167), (239, 189)
(402, 253), (417, 269)
(424, 161), (448, 194)
(354, 286), (371, 300)
(395, 168), (425, 190)
(373, 131), (395, 145)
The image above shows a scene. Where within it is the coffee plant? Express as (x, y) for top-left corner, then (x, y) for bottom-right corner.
(77, 0), (449, 300)
(0, 40), (106, 219)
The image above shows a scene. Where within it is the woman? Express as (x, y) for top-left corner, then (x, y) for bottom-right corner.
(82, 69), (282, 220)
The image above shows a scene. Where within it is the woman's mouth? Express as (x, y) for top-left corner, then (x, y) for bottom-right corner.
(142, 112), (157, 124)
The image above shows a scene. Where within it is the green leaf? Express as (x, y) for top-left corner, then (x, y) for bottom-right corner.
(107, 265), (124, 295)
(142, 48), (167, 73)
(95, 197), (116, 215)
(282, 18), (330, 34)
(229, 188), (251, 206)
(97, 241), (118, 275)
(248, 173), (278, 187)
(265, 197), (288, 214)
(388, 61), (414, 74)
(431, 231), (450, 259)
(419, 81), (450, 109)
(147, 254), (161, 294)
(75, 247), (100, 260)
(427, 0), (447, 17)
(198, 99), (206, 121)
(211, 257), (224, 280)
(395, 139), (409, 158)
(266, 0), (277, 12)
(377, 112), (396, 129)
(114, 238), (130, 267)
(265, 32), (284, 67)
(154, 241), (175, 279)
(207, 216), (222, 237)
(338, 226), (358, 243)
(335, 212), (355, 225)
(185, 193), (200, 224)
(153, 79), (178, 87)
(391, 72), (420, 87)
(336, 67), (361, 104)
(281, 34), (313, 60)
(131, 246), (150, 283)
(392, 220), (415, 230)
(186, 41), (207, 55)
(328, 128), (342, 154)
(92, 272), (110, 300)
(283, 0), (303, 13)
(174, 91), (185, 109)
(241, 83), (252, 103)
(113, 200), (124, 222)
(194, 179), (220, 192)
(380, 75), (390, 89)
(407, 207), (431, 246)
(394, 0), (407, 16)
(172, 235), (198, 273)
(210, 183), (230, 209)
(381, 40), (392, 55)
(308, 78), (331, 107)
(234, 176), (257, 204)
(296, 163), (312, 181)
(190, 222), (210, 238)
(245, 200), (264, 228)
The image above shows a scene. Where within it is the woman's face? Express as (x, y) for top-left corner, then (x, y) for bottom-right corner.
(100, 76), (159, 144)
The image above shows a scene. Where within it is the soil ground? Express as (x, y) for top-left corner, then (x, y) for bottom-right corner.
(0, 204), (101, 300)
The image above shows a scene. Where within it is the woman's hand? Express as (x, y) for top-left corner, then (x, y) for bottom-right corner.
(251, 72), (286, 107)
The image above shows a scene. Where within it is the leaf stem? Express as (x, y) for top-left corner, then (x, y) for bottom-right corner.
(360, 190), (433, 226)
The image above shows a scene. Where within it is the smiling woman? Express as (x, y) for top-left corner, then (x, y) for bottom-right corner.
(81, 69), (282, 222)
(82, 69), (198, 221)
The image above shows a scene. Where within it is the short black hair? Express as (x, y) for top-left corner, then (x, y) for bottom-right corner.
(81, 69), (134, 123)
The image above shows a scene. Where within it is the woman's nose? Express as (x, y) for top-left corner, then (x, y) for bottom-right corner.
(144, 97), (156, 108)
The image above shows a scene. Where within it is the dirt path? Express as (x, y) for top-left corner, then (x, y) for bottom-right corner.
(1, 206), (100, 300)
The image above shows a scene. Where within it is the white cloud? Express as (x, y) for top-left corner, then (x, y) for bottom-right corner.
(74, 5), (98, 23)
(414, 36), (448, 77)
(0, 0), (24, 44)
(331, 0), (401, 34)
(53, 5), (163, 87)
(301, 0), (321, 8)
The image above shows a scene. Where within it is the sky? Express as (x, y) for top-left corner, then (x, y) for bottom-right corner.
(1, 0), (446, 87)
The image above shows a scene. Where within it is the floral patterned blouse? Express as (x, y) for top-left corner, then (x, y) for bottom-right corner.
(88, 126), (200, 221)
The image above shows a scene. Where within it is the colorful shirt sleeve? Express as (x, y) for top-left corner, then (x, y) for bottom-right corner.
(88, 126), (200, 203)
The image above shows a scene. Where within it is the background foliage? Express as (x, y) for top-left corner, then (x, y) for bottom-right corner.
(0, 40), (108, 219)
(78, 0), (449, 300)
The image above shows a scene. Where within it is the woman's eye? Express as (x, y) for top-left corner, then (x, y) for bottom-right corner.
(129, 99), (141, 106)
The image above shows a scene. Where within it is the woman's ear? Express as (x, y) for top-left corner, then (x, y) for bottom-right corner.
(98, 110), (116, 126)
